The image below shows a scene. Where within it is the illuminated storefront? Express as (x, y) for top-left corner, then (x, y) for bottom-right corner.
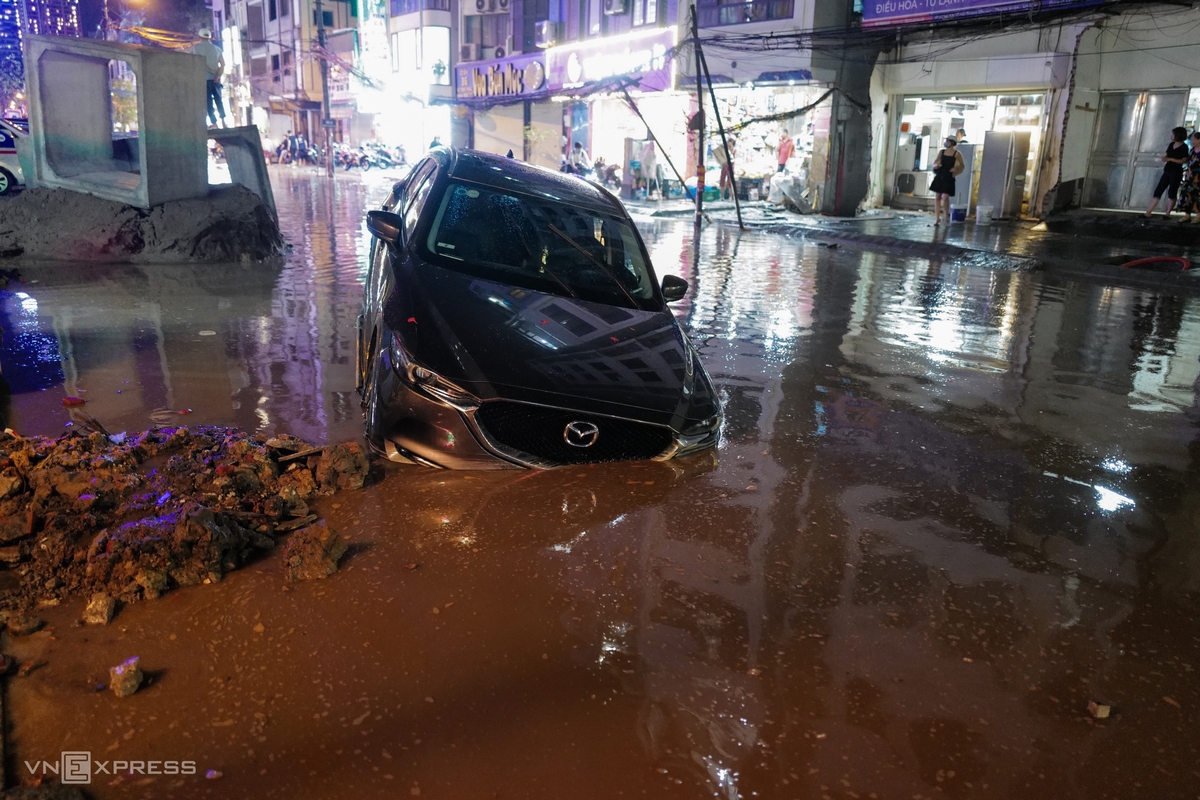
(545, 28), (688, 181)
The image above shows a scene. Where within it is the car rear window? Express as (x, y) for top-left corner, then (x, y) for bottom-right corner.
(422, 181), (659, 311)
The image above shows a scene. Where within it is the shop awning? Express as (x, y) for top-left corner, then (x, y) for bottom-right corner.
(680, 69), (814, 87)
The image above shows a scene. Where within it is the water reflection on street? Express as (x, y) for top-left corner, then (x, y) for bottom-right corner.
(4, 170), (1199, 799)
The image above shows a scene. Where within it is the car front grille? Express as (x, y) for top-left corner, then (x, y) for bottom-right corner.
(474, 401), (674, 466)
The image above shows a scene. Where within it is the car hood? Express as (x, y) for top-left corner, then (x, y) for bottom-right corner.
(391, 266), (717, 427)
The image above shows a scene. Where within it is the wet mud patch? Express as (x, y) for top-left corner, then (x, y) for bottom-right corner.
(0, 426), (368, 611)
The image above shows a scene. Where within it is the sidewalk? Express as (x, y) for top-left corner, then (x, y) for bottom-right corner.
(625, 196), (1200, 293)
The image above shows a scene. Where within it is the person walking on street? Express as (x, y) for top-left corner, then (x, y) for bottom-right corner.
(776, 130), (794, 173)
(1146, 126), (1189, 218)
(1175, 131), (1200, 223)
(930, 136), (964, 225)
(192, 29), (227, 128)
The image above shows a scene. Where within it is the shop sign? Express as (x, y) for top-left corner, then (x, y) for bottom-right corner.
(863, 0), (1105, 26)
(546, 28), (674, 93)
(455, 53), (547, 101)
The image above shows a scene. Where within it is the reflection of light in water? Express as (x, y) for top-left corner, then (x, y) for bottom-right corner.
(697, 756), (739, 800)
(1094, 485), (1135, 512)
(15, 292), (37, 313)
(1044, 471), (1135, 513)
(1101, 457), (1132, 475)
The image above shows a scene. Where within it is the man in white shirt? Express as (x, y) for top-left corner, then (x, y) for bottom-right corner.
(568, 141), (590, 174)
(192, 29), (227, 128)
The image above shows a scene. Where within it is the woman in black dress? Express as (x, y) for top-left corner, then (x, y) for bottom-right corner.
(930, 137), (964, 225)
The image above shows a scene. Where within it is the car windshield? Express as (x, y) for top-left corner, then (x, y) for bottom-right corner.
(422, 181), (658, 310)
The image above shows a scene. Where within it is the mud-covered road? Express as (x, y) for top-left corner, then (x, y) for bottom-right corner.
(1, 168), (1198, 799)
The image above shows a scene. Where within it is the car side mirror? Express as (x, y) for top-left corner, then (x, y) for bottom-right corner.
(367, 210), (404, 246)
(661, 274), (689, 302)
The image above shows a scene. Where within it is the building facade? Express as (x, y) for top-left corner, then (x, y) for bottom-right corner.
(216, 0), (359, 146)
(449, 0), (842, 200)
(868, 1), (1200, 218)
(22, 0), (79, 37)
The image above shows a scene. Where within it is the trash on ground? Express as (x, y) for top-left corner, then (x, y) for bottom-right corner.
(1087, 700), (1111, 719)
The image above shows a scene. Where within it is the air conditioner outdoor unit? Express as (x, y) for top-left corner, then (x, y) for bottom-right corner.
(492, 45), (506, 59)
(460, 42), (481, 62)
(464, 0), (501, 15)
(496, 0), (511, 10)
(534, 20), (557, 48)
(603, 0), (628, 14)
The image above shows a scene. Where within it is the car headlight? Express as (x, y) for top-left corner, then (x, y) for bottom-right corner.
(391, 334), (476, 404)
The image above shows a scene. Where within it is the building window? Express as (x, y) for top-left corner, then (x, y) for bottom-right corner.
(268, 0), (276, 20)
(587, 0), (600, 36)
(313, 9), (334, 25)
(390, 0), (447, 13)
(632, 0), (655, 25)
(280, 0), (289, 16)
(390, 32), (400, 71)
(696, 0), (793, 26)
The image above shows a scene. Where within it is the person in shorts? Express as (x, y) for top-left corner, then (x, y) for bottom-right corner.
(1145, 127), (1189, 218)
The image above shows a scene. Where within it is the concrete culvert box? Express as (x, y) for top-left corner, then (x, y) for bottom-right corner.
(24, 35), (208, 209)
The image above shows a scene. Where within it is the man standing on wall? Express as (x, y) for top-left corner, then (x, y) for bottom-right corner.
(193, 29), (227, 129)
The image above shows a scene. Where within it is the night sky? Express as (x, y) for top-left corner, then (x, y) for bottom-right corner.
(78, 0), (104, 37)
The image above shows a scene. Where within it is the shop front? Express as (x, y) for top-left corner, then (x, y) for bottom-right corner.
(546, 27), (690, 193)
(454, 51), (551, 166)
(707, 80), (826, 200)
(1082, 89), (1200, 210)
(1055, 7), (1200, 213)
(885, 92), (1049, 213)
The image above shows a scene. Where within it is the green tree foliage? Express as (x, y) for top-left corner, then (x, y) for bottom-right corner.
(0, 50), (23, 109)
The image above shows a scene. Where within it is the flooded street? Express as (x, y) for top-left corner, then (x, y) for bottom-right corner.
(3, 169), (1199, 799)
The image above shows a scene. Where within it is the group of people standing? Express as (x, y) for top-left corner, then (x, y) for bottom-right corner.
(1146, 126), (1200, 223)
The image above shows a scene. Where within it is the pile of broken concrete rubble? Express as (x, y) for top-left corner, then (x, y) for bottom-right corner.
(0, 425), (368, 612)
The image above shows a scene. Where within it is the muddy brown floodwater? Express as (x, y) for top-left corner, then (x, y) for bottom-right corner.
(2, 169), (1199, 800)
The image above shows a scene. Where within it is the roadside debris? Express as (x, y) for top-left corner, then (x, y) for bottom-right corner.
(1087, 700), (1112, 719)
(282, 522), (347, 581)
(0, 426), (369, 610)
(0, 184), (285, 264)
(4, 613), (44, 636)
(83, 592), (117, 625)
(109, 656), (143, 697)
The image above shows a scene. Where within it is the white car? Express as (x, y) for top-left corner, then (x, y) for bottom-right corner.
(0, 118), (27, 195)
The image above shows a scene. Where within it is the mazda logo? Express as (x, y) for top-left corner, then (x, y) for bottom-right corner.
(563, 421), (600, 448)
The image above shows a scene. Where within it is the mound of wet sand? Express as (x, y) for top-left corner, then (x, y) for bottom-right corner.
(0, 184), (285, 263)
(0, 426), (367, 610)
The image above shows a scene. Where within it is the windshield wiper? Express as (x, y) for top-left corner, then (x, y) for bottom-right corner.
(546, 223), (639, 309)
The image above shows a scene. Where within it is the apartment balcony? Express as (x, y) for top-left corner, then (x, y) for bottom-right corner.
(389, 0), (451, 31)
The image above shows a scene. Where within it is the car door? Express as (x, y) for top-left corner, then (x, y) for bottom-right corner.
(358, 160), (438, 389)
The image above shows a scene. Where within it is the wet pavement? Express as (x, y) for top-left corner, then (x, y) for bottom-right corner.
(3, 169), (1200, 799)
(632, 198), (1200, 287)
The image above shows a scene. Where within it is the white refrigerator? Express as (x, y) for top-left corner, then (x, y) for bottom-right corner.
(977, 131), (1031, 219)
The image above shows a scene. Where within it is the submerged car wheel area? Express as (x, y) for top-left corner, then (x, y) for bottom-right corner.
(355, 147), (721, 469)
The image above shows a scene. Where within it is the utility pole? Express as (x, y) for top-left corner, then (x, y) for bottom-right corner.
(316, 0), (333, 177)
(690, 5), (704, 273)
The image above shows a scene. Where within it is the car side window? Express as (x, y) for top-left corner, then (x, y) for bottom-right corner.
(403, 169), (436, 241)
